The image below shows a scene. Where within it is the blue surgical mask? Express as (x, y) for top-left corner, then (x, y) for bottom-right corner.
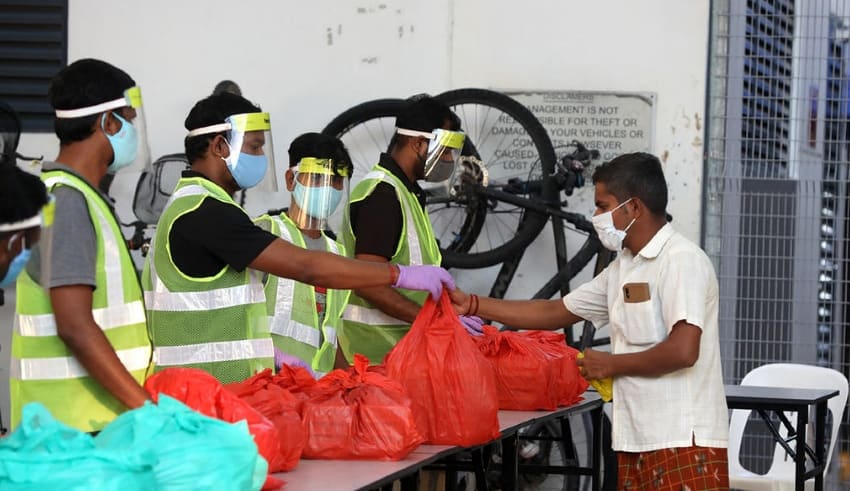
(292, 182), (343, 219)
(102, 112), (138, 173)
(226, 151), (268, 189)
(0, 245), (32, 288)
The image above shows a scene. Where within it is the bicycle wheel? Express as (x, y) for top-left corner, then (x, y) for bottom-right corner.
(434, 88), (558, 269)
(321, 98), (405, 186)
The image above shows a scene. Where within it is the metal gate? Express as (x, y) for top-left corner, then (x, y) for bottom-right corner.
(705, 0), (850, 486)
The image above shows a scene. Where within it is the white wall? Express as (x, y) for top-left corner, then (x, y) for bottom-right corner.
(5, 0), (710, 426)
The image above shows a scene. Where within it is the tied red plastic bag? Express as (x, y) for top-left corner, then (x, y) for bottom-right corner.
(385, 291), (500, 446)
(522, 330), (589, 406)
(226, 369), (307, 472)
(475, 327), (587, 410)
(301, 354), (424, 460)
(144, 368), (283, 489)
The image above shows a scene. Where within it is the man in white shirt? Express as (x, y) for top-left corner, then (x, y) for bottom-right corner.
(449, 152), (729, 490)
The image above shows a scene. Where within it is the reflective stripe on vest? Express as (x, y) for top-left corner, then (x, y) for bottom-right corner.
(360, 170), (423, 265)
(10, 346), (151, 381)
(43, 174), (128, 306)
(342, 303), (406, 326)
(154, 338), (273, 366)
(264, 215), (341, 349)
(18, 300), (145, 336)
(143, 283), (264, 311)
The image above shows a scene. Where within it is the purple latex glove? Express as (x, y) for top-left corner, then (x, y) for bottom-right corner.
(274, 348), (313, 375)
(459, 315), (485, 336)
(393, 264), (456, 300)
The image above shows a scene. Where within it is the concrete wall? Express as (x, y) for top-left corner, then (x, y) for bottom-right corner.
(4, 0), (710, 428)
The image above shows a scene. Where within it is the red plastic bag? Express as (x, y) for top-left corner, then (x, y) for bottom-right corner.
(144, 368), (281, 482)
(385, 291), (500, 446)
(475, 327), (586, 410)
(226, 369), (307, 472)
(522, 330), (589, 406)
(301, 355), (424, 460)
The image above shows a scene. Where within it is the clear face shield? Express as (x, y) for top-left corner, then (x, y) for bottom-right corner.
(0, 194), (54, 290)
(54, 86), (151, 174)
(187, 112), (277, 192)
(396, 127), (465, 182)
(289, 157), (351, 231)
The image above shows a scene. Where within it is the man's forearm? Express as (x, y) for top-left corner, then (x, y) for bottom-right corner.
(355, 285), (421, 323)
(59, 323), (149, 408)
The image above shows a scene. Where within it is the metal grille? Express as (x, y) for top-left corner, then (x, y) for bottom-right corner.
(706, 0), (850, 486)
(0, 0), (67, 132)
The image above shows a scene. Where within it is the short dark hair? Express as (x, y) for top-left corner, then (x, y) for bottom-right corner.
(212, 80), (242, 96)
(288, 132), (353, 177)
(591, 152), (668, 216)
(0, 100), (21, 167)
(0, 164), (48, 231)
(183, 93), (262, 164)
(48, 58), (136, 145)
(388, 95), (461, 151)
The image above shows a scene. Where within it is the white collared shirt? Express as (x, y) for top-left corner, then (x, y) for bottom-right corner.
(564, 224), (728, 452)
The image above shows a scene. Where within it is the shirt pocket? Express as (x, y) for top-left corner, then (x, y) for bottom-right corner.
(621, 299), (664, 345)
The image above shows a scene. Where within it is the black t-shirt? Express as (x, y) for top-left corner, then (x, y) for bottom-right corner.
(169, 171), (277, 277)
(349, 154), (426, 259)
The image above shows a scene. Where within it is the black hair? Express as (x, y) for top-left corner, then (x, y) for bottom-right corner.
(212, 80), (242, 96)
(388, 94), (461, 152)
(287, 132), (353, 178)
(48, 58), (136, 145)
(183, 92), (262, 164)
(591, 152), (668, 216)
(0, 164), (48, 235)
(0, 100), (21, 167)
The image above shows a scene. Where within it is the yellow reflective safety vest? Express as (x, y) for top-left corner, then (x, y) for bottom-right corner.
(339, 164), (441, 363)
(254, 212), (349, 377)
(142, 177), (273, 384)
(11, 169), (152, 433)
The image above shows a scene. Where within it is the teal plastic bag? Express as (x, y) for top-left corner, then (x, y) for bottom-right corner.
(96, 395), (267, 491)
(0, 402), (156, 490)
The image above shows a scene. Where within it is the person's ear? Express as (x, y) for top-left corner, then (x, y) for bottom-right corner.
(285, 168), (296, 191)
(100, 111), (122, 136)
(629, 198), (643, 219)
(211, 134), (231, 160)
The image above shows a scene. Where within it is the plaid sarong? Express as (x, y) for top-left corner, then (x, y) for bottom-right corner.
(617, 445), (729, 490)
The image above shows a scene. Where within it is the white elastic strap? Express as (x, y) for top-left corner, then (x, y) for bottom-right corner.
(54, 97), (127, 119)
(187, 123), (232, 138)
(153, 338), (274, 366)
(10, 346), (151, 381)
(396, 127), (434, 139)
(0, 214), (41, 233)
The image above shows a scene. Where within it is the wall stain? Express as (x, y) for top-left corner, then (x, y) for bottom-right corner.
(326, 27), (333, 45)
(661, 149), (670, 163)
(694, 113), (702, 131)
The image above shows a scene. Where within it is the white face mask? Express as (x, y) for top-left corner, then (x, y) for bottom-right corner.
(592, 198), (636, 252)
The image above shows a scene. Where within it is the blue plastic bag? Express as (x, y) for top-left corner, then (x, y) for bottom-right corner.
(96, 395), (267, 491)
(0, 402), (156, 490)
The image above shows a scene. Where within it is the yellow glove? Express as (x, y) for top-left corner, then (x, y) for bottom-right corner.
(577, 352), (613, 402)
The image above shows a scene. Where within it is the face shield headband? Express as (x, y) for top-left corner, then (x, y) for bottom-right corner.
(186, 112), (277, 191)
(289, 157), (350, 231)
(396, 127), (465, 182)
(54, 86), (150, 173)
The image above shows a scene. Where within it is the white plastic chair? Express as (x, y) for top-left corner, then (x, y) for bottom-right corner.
(728, 363), (849, 490)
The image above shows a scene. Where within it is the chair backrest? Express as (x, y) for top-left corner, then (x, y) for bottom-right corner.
(728, 363), (849, 481)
